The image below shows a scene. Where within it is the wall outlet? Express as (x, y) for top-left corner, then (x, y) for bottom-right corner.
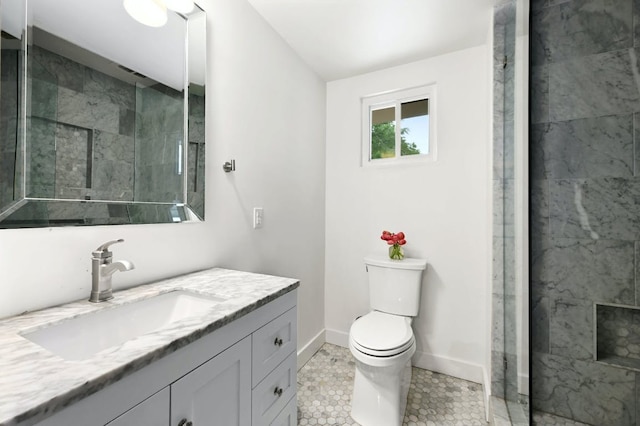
(253, 207), (264, 229)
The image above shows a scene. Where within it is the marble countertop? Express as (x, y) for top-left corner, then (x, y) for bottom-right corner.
(0, 268), (299, 426)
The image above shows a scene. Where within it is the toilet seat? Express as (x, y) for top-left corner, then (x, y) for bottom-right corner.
(350, 311), (414, 357)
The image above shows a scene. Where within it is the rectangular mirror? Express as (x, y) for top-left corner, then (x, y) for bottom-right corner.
(0, 0), (205, 228)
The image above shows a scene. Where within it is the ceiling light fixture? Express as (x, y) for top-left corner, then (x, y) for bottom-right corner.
(164, 0), (195, 14)
(124, 0), (195, 28)
(123, 0), (168, 28)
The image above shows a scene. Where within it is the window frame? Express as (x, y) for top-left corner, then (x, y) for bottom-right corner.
(361, 84), (437, 167)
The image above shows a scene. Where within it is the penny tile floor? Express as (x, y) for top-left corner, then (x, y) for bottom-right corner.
(296, 343), (487, 425)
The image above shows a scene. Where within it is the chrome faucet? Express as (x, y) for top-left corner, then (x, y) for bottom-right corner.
(90, 239), (135, 303)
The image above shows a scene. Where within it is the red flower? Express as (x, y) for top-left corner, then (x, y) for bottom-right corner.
(382, 230), (407, 260)
(379, 230), (407, 246)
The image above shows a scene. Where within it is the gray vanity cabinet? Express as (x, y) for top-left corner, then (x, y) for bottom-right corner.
(107, 337), (252, 426)
(32, 290), (297, 426)
(170, 337), (251, 426)
(106, 388), (170, 426)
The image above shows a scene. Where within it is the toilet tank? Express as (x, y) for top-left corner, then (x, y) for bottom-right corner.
(364, 255), (427, 316)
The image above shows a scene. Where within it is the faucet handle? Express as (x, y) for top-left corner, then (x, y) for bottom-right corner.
(93, 239), (125, 258)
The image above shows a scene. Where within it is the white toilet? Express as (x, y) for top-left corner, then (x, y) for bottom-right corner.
(349, 255), (427, 426)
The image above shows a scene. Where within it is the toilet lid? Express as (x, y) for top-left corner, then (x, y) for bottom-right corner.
(350, 311), (413, 355)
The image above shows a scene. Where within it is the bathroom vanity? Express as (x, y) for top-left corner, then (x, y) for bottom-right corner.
(0, 268), (299, 426)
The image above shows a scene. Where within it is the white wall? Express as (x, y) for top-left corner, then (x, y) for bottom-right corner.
(0, 0), (327, 361)
(325, 46), (491, 383)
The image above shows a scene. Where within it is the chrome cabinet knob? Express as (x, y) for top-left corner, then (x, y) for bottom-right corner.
(274, 337), (283, 347)
(178, 419), (193, 426)
(274, 387), (283, 397)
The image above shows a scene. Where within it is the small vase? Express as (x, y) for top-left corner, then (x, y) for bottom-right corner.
(389, 244), (404, 260)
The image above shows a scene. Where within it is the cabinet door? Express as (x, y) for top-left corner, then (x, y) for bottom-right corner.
(106, 387), (169, 426)
(269, 397), (296, 426)
(170, 336), (251, 426)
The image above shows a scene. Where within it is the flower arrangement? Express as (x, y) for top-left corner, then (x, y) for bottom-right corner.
(380, 230), (406, 260)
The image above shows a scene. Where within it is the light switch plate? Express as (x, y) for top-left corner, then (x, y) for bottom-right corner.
(253, 207), (263, 229)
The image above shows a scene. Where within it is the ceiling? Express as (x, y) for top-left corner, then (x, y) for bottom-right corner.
(248, 0), (498, 81)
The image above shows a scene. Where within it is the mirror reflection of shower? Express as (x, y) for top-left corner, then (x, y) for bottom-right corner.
(0, 0), (206, 227)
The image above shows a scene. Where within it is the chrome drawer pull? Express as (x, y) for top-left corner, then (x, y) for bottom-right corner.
(274, 337), (283, 347)
(274, 387), (283, 397)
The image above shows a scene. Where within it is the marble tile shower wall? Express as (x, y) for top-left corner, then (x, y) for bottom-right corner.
(530, 0), (640, 424)
(492, 0), (517, 402)
(28, 46), (136, 202)
(0, 49), (19, 211)
(134, 84), (183, 204)
(187, 93), (205, 218)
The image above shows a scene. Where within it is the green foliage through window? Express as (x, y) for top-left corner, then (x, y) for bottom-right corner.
(371, 123), (420, 159)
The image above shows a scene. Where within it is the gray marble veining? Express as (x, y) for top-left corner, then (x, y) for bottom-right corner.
(0, 268), (299, 426)
(532, 115), (633, 180)
(503, 293), (518, 356)
(92, 130), (134, 201)
(188, 93), (205, 144)
(491, 350), (506, 398)
(549, 49), (640, 122)
(530, 179), (550, 238)
(54, 124), (89, 199)
(633, 113), (640, 175)
(83, 68), (135, 112)
(531, 0), (632, 66)
(29, 45), (84, 94)
(549, 177), (640, 240)
(530, 0), (640, 424)
(531, 237), (635, 304)
(532, 352), (636, 425)
(531, 286), (550, 354)
(492, 292), (505, 355)
(493, 180), (516, 239)
(549, 297), (593, 360)
(26, 118), (56, 199)
(530, 64), (549, 124)
(30, 78), (57, 121)
(57, 87), (120, 135)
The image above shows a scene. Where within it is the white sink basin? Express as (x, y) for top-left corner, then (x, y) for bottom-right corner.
(21, 290), (226, 361)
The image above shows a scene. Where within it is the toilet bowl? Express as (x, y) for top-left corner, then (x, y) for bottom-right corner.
(349, 311), (416, 426)
(349, 255), (427, 426)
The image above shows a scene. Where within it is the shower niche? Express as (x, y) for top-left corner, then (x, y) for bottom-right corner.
(596, 303), (640, 371)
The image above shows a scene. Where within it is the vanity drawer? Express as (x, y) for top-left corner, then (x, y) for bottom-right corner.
(269, 396), (297, 426)
(251, 352), (296, 426)
(252, 306), (297, 386)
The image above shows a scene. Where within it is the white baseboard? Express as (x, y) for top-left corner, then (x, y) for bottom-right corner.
(325, 328), (349, 348)
(297, 329), (326, 370)
(412, 350), (485, 384)
(324, 328), (485, 387)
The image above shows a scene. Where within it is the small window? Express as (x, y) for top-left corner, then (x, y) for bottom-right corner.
(362, 85), (436, 166)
